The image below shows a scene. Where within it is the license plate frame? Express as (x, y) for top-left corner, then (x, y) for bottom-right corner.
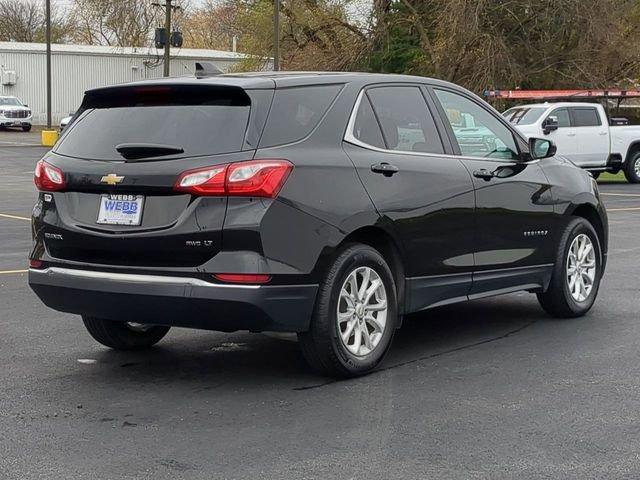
(96, 194), (144, 226)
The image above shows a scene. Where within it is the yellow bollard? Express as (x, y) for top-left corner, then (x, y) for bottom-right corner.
(41, 130), (59, 147)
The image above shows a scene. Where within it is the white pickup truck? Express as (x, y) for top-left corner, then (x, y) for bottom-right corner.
(503, 102), (640, 183)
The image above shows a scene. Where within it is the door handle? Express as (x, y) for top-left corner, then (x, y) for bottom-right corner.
(371, 162), (399, 177)
(599, 132), (608, 136)
(567, 132), (576, 137)
(473, 169), (495, 181)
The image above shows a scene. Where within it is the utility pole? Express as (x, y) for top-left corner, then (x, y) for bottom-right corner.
(152, 0), (180, 77)
(273, 0), (280, 71)
(45, 0), (52, 129)
(163, 0), (172, 77)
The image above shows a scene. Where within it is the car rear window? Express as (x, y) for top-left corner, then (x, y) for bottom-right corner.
(55, 85), (251, 161)
(259, 84), (342, 147)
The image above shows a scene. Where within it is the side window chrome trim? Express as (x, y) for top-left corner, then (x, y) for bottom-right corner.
(344, 88), (523, 163)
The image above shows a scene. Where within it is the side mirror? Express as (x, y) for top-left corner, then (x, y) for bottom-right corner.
(542, 116), (558, 135)
(23, 104), (28, 107)
(529, 137), (557, 160)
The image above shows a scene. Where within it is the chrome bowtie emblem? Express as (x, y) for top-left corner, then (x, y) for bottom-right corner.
(100, 173), (124, 185)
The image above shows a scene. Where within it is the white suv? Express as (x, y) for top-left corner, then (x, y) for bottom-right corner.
(0, 96), (32, 132)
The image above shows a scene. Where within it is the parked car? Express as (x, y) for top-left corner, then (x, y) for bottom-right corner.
(59, 111), (76, 131)
(59, 115), (72, 131)
(0, 96), (32, 131)
(28, 73), (608, 377)
(503, 102), (640, 182)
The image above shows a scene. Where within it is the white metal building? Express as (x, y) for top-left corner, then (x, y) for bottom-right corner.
(0, 41), (253, 125)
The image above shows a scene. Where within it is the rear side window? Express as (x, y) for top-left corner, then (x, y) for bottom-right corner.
(259, 85), (342, 147)
(571, 107), (601, 127)
(352, 95), (385, 149)
(549, 108), (570, 127)
(367, 86), (443, 154)
(503, 107), (546, 125)
(56, 86), (251, 161)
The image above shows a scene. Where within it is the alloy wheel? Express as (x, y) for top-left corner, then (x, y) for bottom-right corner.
(566, 234), (597, 302)
(337, 266), (388, 357)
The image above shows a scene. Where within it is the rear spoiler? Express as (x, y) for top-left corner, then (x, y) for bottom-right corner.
(80, 84), (251, 109)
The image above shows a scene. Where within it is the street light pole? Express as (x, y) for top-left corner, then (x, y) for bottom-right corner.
(273, 0), (280, 71)
(45, 0), (52, 129)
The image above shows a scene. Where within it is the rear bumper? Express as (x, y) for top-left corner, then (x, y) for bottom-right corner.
(29, 267), (318, 333)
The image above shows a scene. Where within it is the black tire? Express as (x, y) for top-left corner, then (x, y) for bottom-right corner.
(82, 316), (170, 350)
(298, 244), (398, 377)
(537, 217), (602, 318)
(22, 125), (32, 132)
(624, 152), (640, 183)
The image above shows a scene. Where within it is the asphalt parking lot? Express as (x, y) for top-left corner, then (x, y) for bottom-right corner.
(2, 144), (640, 479)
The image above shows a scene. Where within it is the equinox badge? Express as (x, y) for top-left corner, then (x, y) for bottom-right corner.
(100, 173), (124, 185)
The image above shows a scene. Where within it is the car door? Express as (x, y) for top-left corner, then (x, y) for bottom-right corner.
(430, 87), (556, 299)
(343, 84), (476, 312)
(544, 107), (578, 162)
(570, 106), (609, 166)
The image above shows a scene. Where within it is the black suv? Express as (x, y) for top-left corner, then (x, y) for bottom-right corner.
(29, 72), (608, 377)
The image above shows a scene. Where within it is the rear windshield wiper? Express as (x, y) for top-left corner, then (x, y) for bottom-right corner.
(115, 143), (184, 161)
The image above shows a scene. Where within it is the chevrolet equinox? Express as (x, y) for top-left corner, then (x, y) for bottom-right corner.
(29, 72), (608, 377)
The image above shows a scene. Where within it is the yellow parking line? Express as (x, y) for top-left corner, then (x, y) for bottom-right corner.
(607, 207), (640, 212)
(601, 192), (640, 197)
(0, 269), (28, 275)
(0, 213), (30, 221)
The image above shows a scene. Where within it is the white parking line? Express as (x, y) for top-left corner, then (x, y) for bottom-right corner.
(0, 213), (30, 221)
(0, 142), (41, 147)
(0, 269), (28, 275)
(601, 192), (640, 197)
(607, 207), (640, 212)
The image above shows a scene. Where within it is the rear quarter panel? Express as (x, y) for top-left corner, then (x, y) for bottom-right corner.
(245, 82), (383, 280)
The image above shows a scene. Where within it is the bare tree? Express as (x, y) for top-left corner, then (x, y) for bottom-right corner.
(370, 0), (640, 91)
(183, 0), (242, 51)
(0, 0), (72, 43)
(68, 0), (177, 47)
(208, 0), (370, 71)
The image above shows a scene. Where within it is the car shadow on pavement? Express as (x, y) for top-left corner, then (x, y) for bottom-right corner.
(77, 293), (552, 390)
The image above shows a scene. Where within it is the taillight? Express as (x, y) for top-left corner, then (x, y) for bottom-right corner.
(225, 160), (293, 197)
(29, 259), (44, 269)
(174, 165), (227, 195)
(174, 159), (292, 198)
(214, 273), (271, 284)
(34, 160), (65, 191)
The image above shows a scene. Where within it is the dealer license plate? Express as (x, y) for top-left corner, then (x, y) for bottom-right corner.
(97, 194), (144, 225)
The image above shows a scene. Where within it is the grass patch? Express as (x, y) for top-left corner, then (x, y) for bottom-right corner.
(598, 171), (627, 183)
